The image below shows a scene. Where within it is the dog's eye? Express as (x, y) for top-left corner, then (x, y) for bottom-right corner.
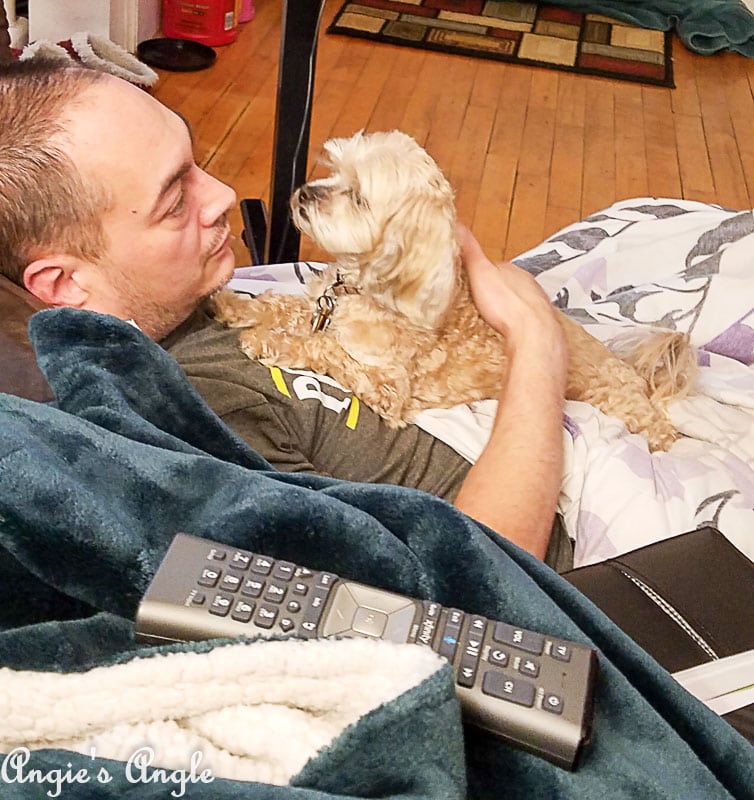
(347, 188), (369, 210)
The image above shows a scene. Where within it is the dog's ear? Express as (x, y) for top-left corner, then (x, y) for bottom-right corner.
(321, 130), (365, 165)
(366, 186), (459, 329)
(320, 138), (342, 169)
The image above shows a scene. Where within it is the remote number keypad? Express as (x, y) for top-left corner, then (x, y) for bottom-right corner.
(197, 546), (336, 638)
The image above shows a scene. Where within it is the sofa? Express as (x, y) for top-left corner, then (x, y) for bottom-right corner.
(0, 274), (54, 401)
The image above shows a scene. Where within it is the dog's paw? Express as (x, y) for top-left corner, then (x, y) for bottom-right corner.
(642, 417), (678, 452)
(211, 290), (314, 332)
(353, 381), (413, 429)
(209, 290), (260, 327)
(237, 329), (294, 366)
(380, 411), (410, 430)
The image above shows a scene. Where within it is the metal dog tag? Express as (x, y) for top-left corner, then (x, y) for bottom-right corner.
(311, 294), (336, 332)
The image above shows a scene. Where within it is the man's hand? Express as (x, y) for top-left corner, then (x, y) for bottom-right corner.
(452, 226), (568, 561)
(458, 224), (567, 376)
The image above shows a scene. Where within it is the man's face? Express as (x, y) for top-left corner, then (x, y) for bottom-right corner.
(62, 76), (238, 339)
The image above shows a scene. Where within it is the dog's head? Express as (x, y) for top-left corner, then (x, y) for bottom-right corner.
(290, 130), (459, 329)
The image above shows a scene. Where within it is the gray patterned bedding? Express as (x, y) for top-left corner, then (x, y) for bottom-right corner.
(230, 198), (754, 569)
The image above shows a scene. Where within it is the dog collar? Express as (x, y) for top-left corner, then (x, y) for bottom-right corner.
(311, 271), (358, 332)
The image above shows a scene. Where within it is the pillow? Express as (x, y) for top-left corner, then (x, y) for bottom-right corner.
(0, 275), (53, 401)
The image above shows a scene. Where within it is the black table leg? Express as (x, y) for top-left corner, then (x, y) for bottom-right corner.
(241, 0), (325, 265)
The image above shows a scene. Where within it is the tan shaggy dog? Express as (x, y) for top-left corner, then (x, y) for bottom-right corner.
(212, 130), (696, 451)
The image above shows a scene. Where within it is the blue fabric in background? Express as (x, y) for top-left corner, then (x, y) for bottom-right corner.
(0, 307), (752, 799)
(558, 0), (754, 56)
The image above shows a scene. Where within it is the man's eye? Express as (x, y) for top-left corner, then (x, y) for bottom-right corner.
(167, 194), (186, 217)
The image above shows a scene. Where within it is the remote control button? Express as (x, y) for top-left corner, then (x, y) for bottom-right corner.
(292, 581), (309, 596)
(458, 655), (479, 688)
(302, 586), (331, 628)
(190, 592), (206, 605)
(254, 604), (278, 629)
(463, 616), (486, 661)
(346, 583), (415, 614)
(206, 548), (226, 561)
(467, 616), (487, 639)
(316, 572), (337, 589)
(264, 583), (286, 604)
(209, 594), (232, 617)
(493, 623), (544, 655)
(229, 551), (251, 570)
(286, 600), (301, 613)
(384, 602), (420, 643)
(518, 657), (540, 677)
(241, 578), (264, 598)
(319, 584), (359, 636)
(231, 600), (255, 622)
(438, 635), (458, 661)
(351, 606), (388, 637)
(279, 617), (295, 632)
(550, 642), (572, 662)
(438, 609), (463, 661)
(220, 574), (242, 593)
(458, 663), (477, 688)
(198, 568), (221, 587)
(482, 673), (536, 707)
(488, 648), (509, 668)
(250, 556), (273, 575)
(272, 561), (296, 582)
(543, 693), (565, 714)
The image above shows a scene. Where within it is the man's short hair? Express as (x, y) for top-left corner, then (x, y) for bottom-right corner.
(0, 60), (111, 285)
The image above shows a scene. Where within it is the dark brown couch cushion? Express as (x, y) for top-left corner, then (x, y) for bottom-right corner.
(1, 15), (49, 401)
(0, 275), (54, 401)
(0, 2), (12, 64)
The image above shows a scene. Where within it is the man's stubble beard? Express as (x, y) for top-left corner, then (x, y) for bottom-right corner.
(109, 219), (235, 341)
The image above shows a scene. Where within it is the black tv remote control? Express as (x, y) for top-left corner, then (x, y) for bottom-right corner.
(135, 533), (598, 770)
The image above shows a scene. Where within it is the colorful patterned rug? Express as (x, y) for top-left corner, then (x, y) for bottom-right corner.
(327, 0), (675, 87)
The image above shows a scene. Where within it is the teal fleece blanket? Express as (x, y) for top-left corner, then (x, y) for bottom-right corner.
(0, 308), (752, 799)
(562, 0), (754, 56)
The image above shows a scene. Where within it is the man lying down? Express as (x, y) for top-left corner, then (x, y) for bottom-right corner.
(2, 59), (754, 573)
(0, 58), (571, 571)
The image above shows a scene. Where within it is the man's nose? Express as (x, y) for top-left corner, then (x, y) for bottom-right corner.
(199, 171), (237, 227)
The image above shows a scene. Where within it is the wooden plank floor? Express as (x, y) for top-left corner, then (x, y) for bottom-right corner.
(152, 0), (754, 265)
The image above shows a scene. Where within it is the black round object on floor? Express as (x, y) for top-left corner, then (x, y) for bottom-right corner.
(137, 38), (216, 72)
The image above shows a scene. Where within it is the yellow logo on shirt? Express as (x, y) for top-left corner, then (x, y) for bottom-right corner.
(268, 367), (360, 429)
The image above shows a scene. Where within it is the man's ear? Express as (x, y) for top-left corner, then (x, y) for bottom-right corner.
(23, 257), (90, 307)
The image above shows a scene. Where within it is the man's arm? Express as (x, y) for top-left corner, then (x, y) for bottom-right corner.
(452, 228), (567, 560)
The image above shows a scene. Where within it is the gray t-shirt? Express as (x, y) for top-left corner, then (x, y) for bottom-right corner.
(162, 307), (573, 572)
(163, 308), (471, 500)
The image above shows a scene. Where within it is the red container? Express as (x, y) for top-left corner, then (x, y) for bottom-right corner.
(162, 0), (238, 47)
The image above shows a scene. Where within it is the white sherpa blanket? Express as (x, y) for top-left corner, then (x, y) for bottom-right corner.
(0, 637), (445, 785)
(228, 198), (754, 569)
